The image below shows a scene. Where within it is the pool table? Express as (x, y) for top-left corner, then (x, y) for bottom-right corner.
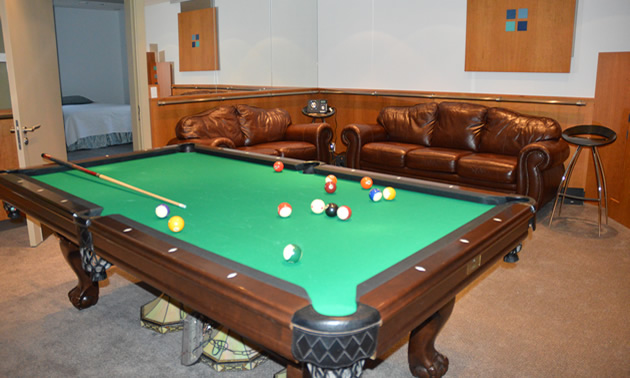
(0, 144), (535, 377)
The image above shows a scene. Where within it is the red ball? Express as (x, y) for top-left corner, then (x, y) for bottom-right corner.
(278, 202), (292, 218)
(325, 181), (336, 193)
(337, 205), (352, 221)
(273, 161), (284, 172)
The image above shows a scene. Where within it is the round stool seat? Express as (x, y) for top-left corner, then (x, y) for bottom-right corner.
(562, 125), (617, 147)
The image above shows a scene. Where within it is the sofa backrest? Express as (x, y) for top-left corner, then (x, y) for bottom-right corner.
(479, 107), (562, 155)
(431, 102), (487, 151)
(236, 104), (292, 146)
(175, 105), (245, 146)
(377, 102), (438, 146)
(376, 102), (562, 156)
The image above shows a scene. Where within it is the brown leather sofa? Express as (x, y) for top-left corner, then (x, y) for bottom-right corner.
(168, 104), (334, 163)
(341, 102), (570, 209)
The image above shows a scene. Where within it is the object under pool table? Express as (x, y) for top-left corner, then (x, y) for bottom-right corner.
(0, 144), (535, 377)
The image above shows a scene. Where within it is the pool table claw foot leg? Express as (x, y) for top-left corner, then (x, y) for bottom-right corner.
(408, 298), (455, 378)
(58, 235), (99, 310)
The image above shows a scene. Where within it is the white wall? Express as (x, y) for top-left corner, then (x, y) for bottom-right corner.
(144, 0), (318, 86)
(55, 7), (129, 104)
(144, 0), (630, 98)
(317, 0), (630, 98)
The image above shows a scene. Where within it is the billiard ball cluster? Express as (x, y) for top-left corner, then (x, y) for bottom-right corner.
(276, 170), (397, 263)
(361, 176), (396, 202)
(155, 203), (185, 232)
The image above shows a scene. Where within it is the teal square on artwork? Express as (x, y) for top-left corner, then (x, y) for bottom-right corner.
(505, 21), (516, 32)
(518, 8), (528, 19)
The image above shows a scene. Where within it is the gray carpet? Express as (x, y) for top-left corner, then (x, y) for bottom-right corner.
(0, 203), (628, 377)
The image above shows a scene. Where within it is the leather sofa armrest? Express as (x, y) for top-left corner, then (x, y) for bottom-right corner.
(341, 123), (388, 169)
(517, 139), (570, 208)
(167, 137), (237, 149)
(284, 122), (334, 162)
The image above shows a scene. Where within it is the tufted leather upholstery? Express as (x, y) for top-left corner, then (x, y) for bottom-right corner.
(341, 102), (570, 209)
(168, 104), (334, 163)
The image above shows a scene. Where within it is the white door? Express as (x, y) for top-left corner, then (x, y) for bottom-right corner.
(1, 0), (67, 245)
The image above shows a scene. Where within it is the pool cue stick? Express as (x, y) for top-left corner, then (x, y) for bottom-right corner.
(41, 153), (187, 209)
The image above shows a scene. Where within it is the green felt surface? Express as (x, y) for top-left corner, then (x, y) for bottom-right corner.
(34, 152), (494, 316)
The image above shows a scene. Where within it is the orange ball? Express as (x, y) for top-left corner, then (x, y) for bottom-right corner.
(325, 174), (337, 184)
(360, 176), (373, 189)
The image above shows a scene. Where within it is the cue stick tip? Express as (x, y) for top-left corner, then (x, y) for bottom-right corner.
(179, 203), (187, 209)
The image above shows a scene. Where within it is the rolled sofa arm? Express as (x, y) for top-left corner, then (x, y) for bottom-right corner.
(284, 122), (334, 162)
(166, 137), (237, 149)
(517, 139), (570, 209)
(341, 124), (388, 169)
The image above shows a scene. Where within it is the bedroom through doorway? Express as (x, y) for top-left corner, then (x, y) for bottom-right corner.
(54, 0), (133, 161)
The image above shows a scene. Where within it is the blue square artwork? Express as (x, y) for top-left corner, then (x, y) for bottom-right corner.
(517, 21), (528, 31)
(506, 21), (516, 32)
(506, 9), (516, 19)
(518, 8), (528, 19)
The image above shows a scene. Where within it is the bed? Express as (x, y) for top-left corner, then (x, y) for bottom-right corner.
(62, 95), (133, 151)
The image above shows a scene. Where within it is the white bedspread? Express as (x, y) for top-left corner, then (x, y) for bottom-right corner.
(63, 103), (132, 147)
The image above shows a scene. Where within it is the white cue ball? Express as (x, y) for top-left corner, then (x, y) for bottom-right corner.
(155, 204), (170, 218)
(310, 199), (326, 214)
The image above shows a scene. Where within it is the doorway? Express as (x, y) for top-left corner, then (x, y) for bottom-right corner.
(53, 1), (134, 161)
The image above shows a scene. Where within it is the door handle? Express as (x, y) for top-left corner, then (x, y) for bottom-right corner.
(12, 124), (41, 145)
(22, 124), (41, 133)
(10, 124), (40, 133)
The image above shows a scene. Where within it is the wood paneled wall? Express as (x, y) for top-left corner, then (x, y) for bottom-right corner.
(587, 52), (630, 228)
(0, 111), (18, 221)
(149, 89), (318, 147)
(149, 88), (594, 188)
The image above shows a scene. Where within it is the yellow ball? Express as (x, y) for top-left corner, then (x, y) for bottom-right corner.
(383, 186), (396, 200)
(168, 215), (185, 232)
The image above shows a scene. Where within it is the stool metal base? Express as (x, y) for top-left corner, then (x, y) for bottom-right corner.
(549, 125), (617, 236)
(549, 145), (608, 236)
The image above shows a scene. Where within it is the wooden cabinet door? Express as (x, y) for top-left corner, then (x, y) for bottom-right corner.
(589, 52), (630, 229)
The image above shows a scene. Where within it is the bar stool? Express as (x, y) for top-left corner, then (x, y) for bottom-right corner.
(548, 125), (617, 236)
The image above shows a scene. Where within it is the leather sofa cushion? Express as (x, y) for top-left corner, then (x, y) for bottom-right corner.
(175, 105), (245, 146)
(407, 147), (472, 173)
(377, 102), (438, 145)
(236, 146), (281, 156)
(362, 142), (422, 168)
(237, 104), (291, 146)
(480, 107), (563, 155)
(431, 102), (486, 151)
(253, 141), (317, 160)
(458, 153), (517, 184)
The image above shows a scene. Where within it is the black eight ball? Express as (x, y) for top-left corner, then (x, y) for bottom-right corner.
(325, 203), (338, 217)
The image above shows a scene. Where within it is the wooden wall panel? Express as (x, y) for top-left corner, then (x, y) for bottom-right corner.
(587, 52), (630, 228)
(0, 112), (18, 170)
(0, 111), (18, 221)
(466, 0), (576, 72)
(146, 52), (157, 85)
(178, 8), (219, 71)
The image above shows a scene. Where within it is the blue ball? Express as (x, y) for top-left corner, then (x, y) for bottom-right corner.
(369, 188), (382, 202)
